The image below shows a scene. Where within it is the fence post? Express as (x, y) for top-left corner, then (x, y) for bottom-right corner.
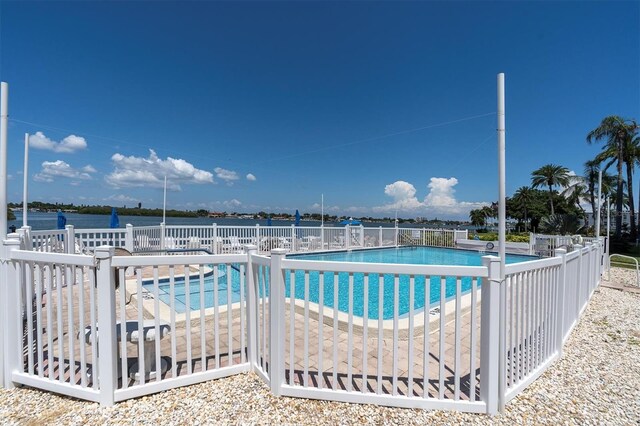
(255, 224), (260, 249)
(18, 225), (31, 250)
(212, 223), (218, 254)
(574, 244), (583, 318)
(395, 223), (399, 247)
(529, 233), (535, 255)
(160, 223), (166, 251)
(269, 249), (287, 396)
(244, 245), (258, 370)
(321, 224), (325, 251)
(379, 226), (383, 247)
(95, 246), (117, 406)
(359, 225), (364, 246)
(65, 224), (75, 254)
(290, 225), (295, 253)
(480, 255), (501, 415)
(555, 248), (567, 354)
(125, 224), (134, 252)
(2, 234), (21, 389)
(345, 225), (350, 250)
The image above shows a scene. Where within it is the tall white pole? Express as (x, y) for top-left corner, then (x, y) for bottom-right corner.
(162, 175), (167, 225)
(22, 133), (29, 227)
(321, 193), (324, 226)
(595, 169), (602, 237)
(0, 82), (8, 239)
(497, 72), (506, 413)
(497, 73), (506, 275)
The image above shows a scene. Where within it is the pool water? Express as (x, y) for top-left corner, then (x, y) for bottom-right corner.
(143, 247), (535, 319)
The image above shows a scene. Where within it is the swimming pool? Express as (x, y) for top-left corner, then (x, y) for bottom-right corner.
(143, 247), (535, 319)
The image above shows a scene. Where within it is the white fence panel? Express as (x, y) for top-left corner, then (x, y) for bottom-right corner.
(271, 257), (488, 412)
(8, 248), (101, 402)
(110, 252), (250, 402)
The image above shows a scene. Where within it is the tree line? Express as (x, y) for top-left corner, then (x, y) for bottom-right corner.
(470, 115), (639, 238)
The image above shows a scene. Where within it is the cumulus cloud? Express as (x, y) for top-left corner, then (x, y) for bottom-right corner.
(374, 177), (488, 218)
(214, 167), (239, 184)
(29, 132), (87, 153)
(223, 199), (242, 208)
(105, 149), (214, 190)
(246, 173), (256, 181)
(33, 160), (95, 182)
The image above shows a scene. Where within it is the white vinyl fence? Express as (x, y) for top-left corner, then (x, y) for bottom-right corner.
(0, 233), (603, 414)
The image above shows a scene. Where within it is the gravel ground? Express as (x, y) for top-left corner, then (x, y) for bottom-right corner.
(1, 268), (638, 425)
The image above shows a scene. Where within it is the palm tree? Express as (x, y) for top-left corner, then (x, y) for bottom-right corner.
(622, 134), (640, 240)
(512, 186), (534, 230)
(583, 160), (600, 222)
(531, 164), (571, 216)
(469, 209), (486, 228)
(587, 116), (639, 238)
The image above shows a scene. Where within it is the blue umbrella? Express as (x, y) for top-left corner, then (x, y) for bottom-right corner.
(110, 207), (120, 228)
(339, 218), (361, 226)
(294, 209), (301, 226)
(266, 215), (272, 226)
(57, 210), (67, 230)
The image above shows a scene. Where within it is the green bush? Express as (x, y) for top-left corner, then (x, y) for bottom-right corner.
(470, 232), (530, 243)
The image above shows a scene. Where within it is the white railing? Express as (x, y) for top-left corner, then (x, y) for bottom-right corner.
(1, 234), (604, 414)
(530, 234), (574, 257)
(25, 224), (467, 256)
(271, 251), (488, 412)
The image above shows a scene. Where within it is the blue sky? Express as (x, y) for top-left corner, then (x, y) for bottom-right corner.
(0, 1), (638, 219)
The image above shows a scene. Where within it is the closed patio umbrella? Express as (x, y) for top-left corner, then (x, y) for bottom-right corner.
(57, 210), (67, 229)
(110, 207), (120, 228)
(294, 210), (301, 226)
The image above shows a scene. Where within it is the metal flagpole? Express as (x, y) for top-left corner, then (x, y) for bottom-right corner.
(0, 82), (8, 239)
(321, 194), (324, 227)
(0, 81), (9, 241)
(22, 133), (29, 227)
(497, 72), (507, 412)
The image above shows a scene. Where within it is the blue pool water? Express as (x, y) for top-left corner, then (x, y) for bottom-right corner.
(144, 247), (535, 319)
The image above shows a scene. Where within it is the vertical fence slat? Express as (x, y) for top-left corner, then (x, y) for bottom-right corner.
(226, 265), (233, 367)
(332, 273), (338, 391)
(376, 274), (383, 395)
(454, 277), (461, 401)
(303, 271), (310, 388)
(347, 273), (354, 392)
(289, 270), (296, 386)
(469, 276), (478, 401)
(392, 274), (399, 396)
(438, 276), (445, 399)
(318, 272), (324, 390)
(423, 275), (430, 399)
(408, 275), (415, 397)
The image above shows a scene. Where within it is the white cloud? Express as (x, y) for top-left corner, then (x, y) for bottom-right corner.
(246, 173), (256, 181)
(374, 177), (488, 218)
(33, 160), (95, 182)
(373, 180), (423, 212)
(82, 165), (97, 173)
(105, 149), (214, 190)
(223, 199), (242, 208)
(215, 167), (239, 185)
(29, 132), (87, 153)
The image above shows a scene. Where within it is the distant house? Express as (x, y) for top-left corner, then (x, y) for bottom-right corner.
(208, 211), (226, 218)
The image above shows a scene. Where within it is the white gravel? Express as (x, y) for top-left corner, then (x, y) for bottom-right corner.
(1, 268), (638, 425)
